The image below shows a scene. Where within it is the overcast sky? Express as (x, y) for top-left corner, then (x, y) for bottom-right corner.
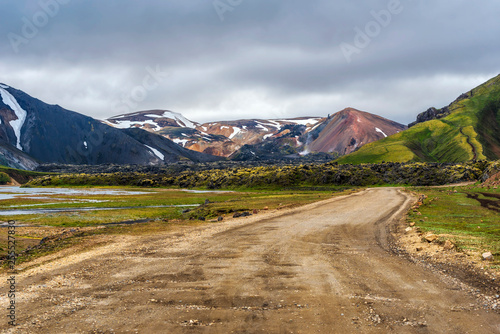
(1, 0), (499, 124)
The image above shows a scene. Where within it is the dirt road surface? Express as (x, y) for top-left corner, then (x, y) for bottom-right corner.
(2, 188), (500, 333)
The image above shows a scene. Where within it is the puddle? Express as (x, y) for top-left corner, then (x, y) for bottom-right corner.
(182, 189), (234, 194)
(0, 204), (199, 216)
(0, 186), (150, 201)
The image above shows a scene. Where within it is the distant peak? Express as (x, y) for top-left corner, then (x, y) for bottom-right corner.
(339, 107), (362, 114)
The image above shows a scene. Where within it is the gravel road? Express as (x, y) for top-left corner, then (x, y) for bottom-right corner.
(2, 188), (500, 333)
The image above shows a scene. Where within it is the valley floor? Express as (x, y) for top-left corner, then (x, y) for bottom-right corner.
(1, 188), (499, 333)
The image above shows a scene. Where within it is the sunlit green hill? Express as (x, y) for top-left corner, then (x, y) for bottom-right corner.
(337, 74), (500, 164)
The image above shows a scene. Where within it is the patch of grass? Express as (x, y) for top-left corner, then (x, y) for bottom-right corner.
(0, 188), (348, 227)
(407, 185), (500, 264)
(0, 165), (53, 184)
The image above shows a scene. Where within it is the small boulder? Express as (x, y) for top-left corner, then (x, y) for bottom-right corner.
(405, 227), (413, 233)
(443, 240), (455, 251)
(253, 209), (258, 214)
(217, 216), (223, 222)
(425, 234), (438, 243)
(483, 252), (494, 261)
(263, 206), (269, 210)
(409, 222), (416, 227)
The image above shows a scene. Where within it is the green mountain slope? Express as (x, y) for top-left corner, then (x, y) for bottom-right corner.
(337, 74), (500, 164)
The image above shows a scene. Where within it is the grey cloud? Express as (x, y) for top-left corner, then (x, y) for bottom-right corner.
(0, 0), (499, 125)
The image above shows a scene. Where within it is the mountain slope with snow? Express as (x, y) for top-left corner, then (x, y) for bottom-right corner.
(105, 111), (325, 157)
(0, 84), (219, 168)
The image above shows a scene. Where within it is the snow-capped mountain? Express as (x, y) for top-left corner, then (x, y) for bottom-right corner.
(104, 110), (198, 130)
(0, 84), (219, 169)
(105, 109), (406, 159)
(105, 110), (325, 157)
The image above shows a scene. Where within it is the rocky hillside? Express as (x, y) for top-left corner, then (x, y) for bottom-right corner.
(307, 108), (407, 155)
(0, 84), (218, 169)
(105, 111), (325, 157)
(106, 109), (406, 160)
(337, 74), (500, 164)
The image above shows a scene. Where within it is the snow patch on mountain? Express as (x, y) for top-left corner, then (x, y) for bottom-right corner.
(0, 84), (9, 89)
(375, 127), (388, 138)
(229, 127), (242, 139)
(161, 111), (196, 128)
(279, 118), (320, 126)
(173, 138), (189, 147)
(110, 119), (160, 130)
(256, 120), (281, 130)
(145, 145), (165, 160)
(0, 86), (27, 150)
(256, 124), (269, 131)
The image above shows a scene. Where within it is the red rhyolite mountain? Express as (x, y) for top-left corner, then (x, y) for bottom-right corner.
(307, 108), (407, 155)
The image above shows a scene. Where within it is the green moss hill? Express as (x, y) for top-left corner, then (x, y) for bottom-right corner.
(337, 74), (500, 164)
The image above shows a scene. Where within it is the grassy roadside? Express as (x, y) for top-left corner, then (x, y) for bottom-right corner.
(0, 166), (53, 184)
(405, 184), (500, 268)
(1, 187), (355, 270)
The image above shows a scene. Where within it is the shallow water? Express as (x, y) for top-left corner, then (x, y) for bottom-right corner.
(0, 186), (150, 201)
(182, 189), (234, 193)
(0, 204), (199, 216)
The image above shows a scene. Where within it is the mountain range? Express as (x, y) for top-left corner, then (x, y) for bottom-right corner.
(104, 108), (406, 160)
(1, 73), (499, 170)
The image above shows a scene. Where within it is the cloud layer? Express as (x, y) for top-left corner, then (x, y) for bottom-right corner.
(1, 0), (499, 124)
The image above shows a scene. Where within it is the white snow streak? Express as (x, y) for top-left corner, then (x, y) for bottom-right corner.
(0, 84), (9, 88)
(108, 110), (196, 129)
(111, 119), (160, 130)
(375, 127), (387, 138)
(256, 120), (281, 130)
(172, 138), (189, 147)
(229, 127), (242, 139)
(256, 124), (269, 131)
(145, 145), (165, 160)
(161, 111), (196, 128)
(0, 86), (27, 150)
(279, 118), (320, 126)
(263, 134), (273, 140)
